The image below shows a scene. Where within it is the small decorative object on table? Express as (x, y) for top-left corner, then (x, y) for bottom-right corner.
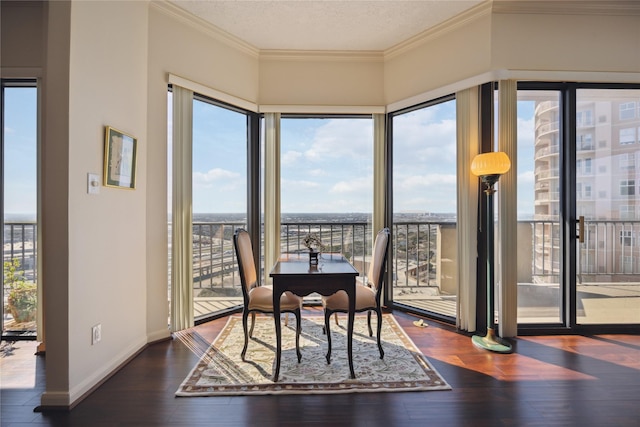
(302, 233), (325, 266)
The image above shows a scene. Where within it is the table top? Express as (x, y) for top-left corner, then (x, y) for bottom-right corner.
(270, 253), (359, 277)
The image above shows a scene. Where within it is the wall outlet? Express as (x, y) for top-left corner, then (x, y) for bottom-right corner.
(91, 324), (102, 345)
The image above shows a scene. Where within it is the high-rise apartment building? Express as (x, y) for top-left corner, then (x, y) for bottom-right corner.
(532, 91), (640, 284)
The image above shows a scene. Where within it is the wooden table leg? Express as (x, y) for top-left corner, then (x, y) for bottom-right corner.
(273, 286), (282, 382)
(347, 281), (356, 379)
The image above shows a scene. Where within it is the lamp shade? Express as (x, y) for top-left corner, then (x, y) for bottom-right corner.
(471, 152), (511, 177)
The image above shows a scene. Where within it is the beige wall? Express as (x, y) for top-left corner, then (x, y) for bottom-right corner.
(64, 0), (150, 404)
(2, 0), (640, 408)
(491, 11), (640, 74)
(0, 1), (45, 77)
(259, 54), (385, 107)
(144, 3), (262, 342)
(384, 8), (493, 107)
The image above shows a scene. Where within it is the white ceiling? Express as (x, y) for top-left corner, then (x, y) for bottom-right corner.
(169, 0), (485, 51)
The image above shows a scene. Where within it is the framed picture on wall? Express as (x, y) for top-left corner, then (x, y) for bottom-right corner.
(104, 126), (137, 189)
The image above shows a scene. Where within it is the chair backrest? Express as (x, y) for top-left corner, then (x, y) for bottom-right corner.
(367, 228), (390, 297)
(233, 228), (257, 303)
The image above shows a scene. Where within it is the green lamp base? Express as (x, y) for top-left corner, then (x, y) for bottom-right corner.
(472, 328), (512, 353)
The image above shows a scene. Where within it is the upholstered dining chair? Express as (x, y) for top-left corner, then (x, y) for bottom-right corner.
(322, 227), (390, 363)
(233, 228), (303, 362)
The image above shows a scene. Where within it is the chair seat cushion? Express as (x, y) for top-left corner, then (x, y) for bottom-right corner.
(248, 285), (302, 312)
(322, 284), (376, 311)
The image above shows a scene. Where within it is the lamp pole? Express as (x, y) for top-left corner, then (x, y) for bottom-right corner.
(470, 151), (512, 353)
(471, 175), (511, 352)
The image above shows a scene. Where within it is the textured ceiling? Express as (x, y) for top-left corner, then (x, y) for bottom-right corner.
(169, 0), (485, 51)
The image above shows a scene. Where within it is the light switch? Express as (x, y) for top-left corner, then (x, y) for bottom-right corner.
(88, 173), (100, 195)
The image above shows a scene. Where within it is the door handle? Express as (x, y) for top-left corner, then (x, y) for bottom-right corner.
(577, 216), (584, 243)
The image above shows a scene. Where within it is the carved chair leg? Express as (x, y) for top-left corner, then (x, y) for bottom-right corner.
(376, 309), (384, 359)
(249, 312), (256, 337)
(324, 310), (333, 364)
(295, 310), (302, 363)
(241, 311), (249, 361)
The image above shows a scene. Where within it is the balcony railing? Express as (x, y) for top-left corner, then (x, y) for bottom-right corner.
(5, 219), (639, 319)
(2, 222), (37, 283)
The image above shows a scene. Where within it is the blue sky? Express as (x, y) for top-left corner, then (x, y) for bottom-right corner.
(3, 87), (38, 217)
(393, 100), (458, 213)
(280, 117), (373, 213)
(5, 88), (535, 218)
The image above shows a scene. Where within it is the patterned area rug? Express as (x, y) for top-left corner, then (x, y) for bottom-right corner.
(175, 314), (451, 396)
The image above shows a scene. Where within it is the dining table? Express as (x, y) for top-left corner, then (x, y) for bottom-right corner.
(269, 252), (359, 382)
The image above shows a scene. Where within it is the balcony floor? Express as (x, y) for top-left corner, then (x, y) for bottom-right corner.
(194, 293), (458, 319)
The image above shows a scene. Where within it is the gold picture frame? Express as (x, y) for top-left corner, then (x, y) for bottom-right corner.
(104, 126), (137, 189)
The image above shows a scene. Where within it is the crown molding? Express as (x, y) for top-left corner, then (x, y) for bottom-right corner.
(384, 1), (493, 60)
(259, 49), (384, 63)
(259, 104), (385, 114)
(492, 0), (640, 16)
(387, 69), (640, 113)
(151, 1), (259, 59)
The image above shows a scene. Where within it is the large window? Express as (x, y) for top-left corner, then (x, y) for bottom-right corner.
(191, 96), (248, 320)
(279, 116), (374, 290)
(391, 97), (458, 319)
(167, 88), (251, 324)
(2, 80), (38, 338)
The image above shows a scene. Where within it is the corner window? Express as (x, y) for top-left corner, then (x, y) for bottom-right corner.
(391, 96), (458, 320)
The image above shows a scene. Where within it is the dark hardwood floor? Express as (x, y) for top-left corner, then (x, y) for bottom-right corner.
(2, 309), (639, 426)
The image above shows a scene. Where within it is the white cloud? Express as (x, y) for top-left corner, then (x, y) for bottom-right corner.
(330, 175), (372, 194)
(193, 168), (241, 188)
(398, 173), (456, 191)
(517, 116), (535, 148)
(282, 150), (303, 166)
(393, 113), (457, 173)
(308, 168), (328, 177)
(518, 170), (535, 184)
(302, 119), (373, 162)
(281, 178), (321, 190)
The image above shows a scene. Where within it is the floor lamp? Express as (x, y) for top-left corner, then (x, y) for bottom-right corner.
(471, 151), (512, 353)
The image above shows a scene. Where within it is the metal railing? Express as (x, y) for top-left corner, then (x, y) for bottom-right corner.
(2, 222), (38, 283)
(5, 219), (639, 297)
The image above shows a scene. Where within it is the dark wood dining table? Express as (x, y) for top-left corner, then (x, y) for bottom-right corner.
(269, 252), (359, 382)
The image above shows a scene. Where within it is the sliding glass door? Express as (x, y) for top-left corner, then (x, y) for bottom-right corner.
(574, 88), (640, 325)
(516, 89), (563, 324)
(517, 84), (640, 330)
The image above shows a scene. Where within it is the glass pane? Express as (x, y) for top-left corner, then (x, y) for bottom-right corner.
(280, 117), (373, 299)
(392, 99), (458, 318)
(2, 85), (38, 337)
(517, 90), (562, 324)
(576, 89), (640, 325)
(192, 98), (247, 320)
